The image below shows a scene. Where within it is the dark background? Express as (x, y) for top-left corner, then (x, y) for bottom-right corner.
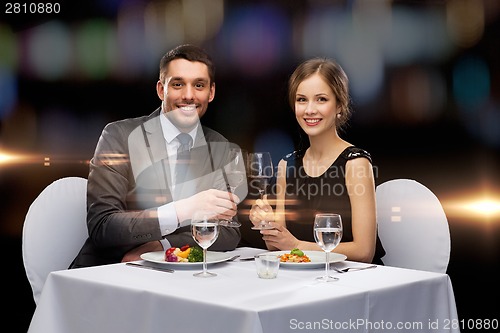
(1, 1), (499, 331)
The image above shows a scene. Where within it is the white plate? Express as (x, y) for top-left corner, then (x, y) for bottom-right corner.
(274, 251), (347, 268)
(140, 251), (234, 266)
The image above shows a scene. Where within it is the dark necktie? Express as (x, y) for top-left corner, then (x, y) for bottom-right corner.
(175, 133), (193, 186)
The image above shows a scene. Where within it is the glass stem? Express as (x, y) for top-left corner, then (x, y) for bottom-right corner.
(325, 251), (330, 278)
(203, 248), (207, 274)
(259, 191), (266, 226)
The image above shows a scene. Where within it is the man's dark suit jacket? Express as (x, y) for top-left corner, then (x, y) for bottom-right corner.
(70, 109), (241, 268)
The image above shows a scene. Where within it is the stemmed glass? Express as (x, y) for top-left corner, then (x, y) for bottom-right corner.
(247, 152), (274, 230)
(313, 213), (343, 282)
(220, 148), (247, 227)
(191, 210), (220, 277)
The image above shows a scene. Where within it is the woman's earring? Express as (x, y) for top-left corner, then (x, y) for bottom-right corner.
(337, 113), (341, 119)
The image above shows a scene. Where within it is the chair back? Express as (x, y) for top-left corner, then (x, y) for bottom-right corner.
(22, 177), (88, 304)
(376, 179), (450, 273)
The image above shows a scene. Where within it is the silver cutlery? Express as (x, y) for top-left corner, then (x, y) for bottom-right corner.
(228, 255), (256, 262)
(239, 256), (256, 261)
(331, 265), (377, 273)
(126, 262), (174, 273)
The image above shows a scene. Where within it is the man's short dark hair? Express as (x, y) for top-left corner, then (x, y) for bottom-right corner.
(159, 44), (215, 84)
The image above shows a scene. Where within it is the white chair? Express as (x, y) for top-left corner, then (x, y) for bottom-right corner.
(22, 177), (88, 305)
(376, 179), (450, 273)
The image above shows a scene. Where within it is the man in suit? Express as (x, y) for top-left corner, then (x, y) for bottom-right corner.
(70, 44), (243, 268)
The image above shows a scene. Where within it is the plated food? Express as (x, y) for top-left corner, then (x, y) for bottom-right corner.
(279, 248), (311, 263)
(273, 250), (347, 268)
(164, 245), (203, 263)
(141, 251), (234, 266)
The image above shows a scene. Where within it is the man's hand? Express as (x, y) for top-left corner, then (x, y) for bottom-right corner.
(175, 189), (240, 224)
(121, 241), (163, 262)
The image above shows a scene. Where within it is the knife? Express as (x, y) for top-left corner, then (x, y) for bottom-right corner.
(126, 262), (174, 273)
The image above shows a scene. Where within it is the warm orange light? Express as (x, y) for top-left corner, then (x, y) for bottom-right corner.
(443, 190), (500, 222)
(0, 150), (25, 165)
(0, 149), (90, 167)
(463, 199), (500, 217)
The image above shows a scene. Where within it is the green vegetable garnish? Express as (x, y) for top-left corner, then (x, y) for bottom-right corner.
(187, 246), (204, 262)
(290, 248), (304, 256)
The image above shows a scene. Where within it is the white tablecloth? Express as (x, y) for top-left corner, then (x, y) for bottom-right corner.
(28, 248), (459, 333)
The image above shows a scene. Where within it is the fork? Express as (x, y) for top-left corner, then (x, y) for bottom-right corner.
(331, 265), (377, 273)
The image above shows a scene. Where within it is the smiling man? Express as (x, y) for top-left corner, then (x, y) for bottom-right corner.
(69, 44), (244, 268)
(159, 57), (214, 130)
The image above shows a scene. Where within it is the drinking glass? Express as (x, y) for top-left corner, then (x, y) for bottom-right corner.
(255, 253), (280, 279)
(220, 148), (247, 227)
(313, 213), (343, 282)
(191, 210), (220, 277)
(247, 152), (274, 230)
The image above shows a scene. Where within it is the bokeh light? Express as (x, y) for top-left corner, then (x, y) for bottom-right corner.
(451, 55), (500, 148)
(144, 0), (224, 59)
(446, 0), (485, 48)
(74, 19), (117, 79)
(0, 24), (18, 70)
(301, 6), (384, 105)
(216, 4), (289, 77)
(389, 66), (446, 124)
(24, 21), (72, 80)
(384, 8), (453, 65)
(116, 1), (149, 79)
(0, 68), (17, 119)
(453, 55), (490, 111)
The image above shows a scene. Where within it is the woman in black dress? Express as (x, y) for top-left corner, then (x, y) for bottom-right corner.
(249, 58), (385, 264)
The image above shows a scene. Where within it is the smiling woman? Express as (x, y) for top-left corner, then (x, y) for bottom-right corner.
(248, 57), (385, 265)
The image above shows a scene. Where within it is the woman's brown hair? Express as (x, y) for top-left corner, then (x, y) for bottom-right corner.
(288, 58), (351, 131)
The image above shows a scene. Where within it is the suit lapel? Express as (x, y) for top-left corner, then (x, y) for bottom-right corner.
(141, 112), (172, 199)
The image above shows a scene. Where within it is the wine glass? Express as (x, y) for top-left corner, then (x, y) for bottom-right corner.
(313, 213), (343, 282)
(247, 152), (274, 230)
(191, 210), (220, 277)
(219, 148), (247, 227)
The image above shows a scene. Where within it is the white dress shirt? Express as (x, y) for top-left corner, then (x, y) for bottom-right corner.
(157, 111), (198, 250)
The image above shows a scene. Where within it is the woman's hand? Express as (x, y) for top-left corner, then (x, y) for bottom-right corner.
(260, 223), (300, 250)
(249, 195), (275, 227)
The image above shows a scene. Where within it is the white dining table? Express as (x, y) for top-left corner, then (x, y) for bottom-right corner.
(28, 247), (460, 333)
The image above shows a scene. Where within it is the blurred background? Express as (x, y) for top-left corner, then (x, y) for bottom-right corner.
(1, 0), (499, 331)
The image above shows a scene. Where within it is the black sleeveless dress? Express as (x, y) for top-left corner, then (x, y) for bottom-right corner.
(276, 146), (385, 264)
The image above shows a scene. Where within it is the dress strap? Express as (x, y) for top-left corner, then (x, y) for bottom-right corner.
(340, 146), (372, 163)
(283, 150), (304, 162)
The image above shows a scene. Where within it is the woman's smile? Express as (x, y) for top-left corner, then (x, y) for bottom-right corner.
(304, 118), (322, 126)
